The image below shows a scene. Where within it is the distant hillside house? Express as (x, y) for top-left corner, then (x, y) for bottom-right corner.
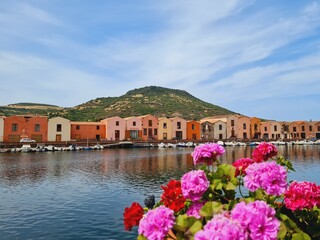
(3, 115), (48, 142)
(71, 121), (105, 141)
(48, 117), (71, 142)
(101, 116), (126, 141)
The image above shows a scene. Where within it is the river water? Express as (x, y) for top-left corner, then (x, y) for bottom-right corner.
(0, 145), (319, 239)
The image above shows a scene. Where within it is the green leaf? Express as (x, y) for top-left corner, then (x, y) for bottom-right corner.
(292, 232), (311, 240)
(277, 222), (287, 240)
(200, 201), (223, 218)
(185, 220), (203, 235)
(137, 234), (147, 240)
(225, 181), (236, 191)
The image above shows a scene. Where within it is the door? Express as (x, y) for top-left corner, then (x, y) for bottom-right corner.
(115, 130), (120, 140)
(56, 134), (62, 141)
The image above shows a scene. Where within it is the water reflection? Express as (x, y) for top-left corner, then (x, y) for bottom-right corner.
(0, 145), (319, 239)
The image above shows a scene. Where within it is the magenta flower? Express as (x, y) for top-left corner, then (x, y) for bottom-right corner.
(252, 142), (278, 162)
(138, 206), (175, 240)
(284, 181), (320, 211)
(181, 170), (209, 201)
(186, 202), (205, 219)
(233, 158), (254, 176)
(194, 213), (246, 240)
(191, 143), (225, 165)
(231, 200), (280, 240)
(244, 161), (287, 196)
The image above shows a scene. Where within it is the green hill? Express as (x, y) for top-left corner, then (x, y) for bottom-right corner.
(0, 86), (237, 121)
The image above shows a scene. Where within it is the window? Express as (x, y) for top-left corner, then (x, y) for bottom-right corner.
(116, 121), (119, 126)
(35, 124), (40, 132)
(254, 124), (258, 131)
(293, 127), (296, 132)
(264, 127), (267, 131)
(318, 126), (320, 131)
(302, 126), (305, 131)
(148, 120), (152, 127)
(192, 124), (195, 130)
(163, 123), (167, 129)
(56, 124), (62, 132)
(309, 126), (312, 131)
(96, 125), (100, 130)
(133, 121), (136, 126)
(163, 133), (167, 140)
(231, 120), (234, 127)
(219, 124), (222, 130)
(12, 123), (18, 132)
(274, 125), (277, 131)
(76, 125), (80, 130)
(154, 129), (157, 136)
(243, 123), (246, 130)
(177, 122), (181, 129)
(143, 128), (147, 135)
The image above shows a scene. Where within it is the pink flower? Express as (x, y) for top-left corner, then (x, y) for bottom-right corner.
(138, 206), (175, 240)
(231, 200), (280, 240)
(244, 161), (287, 196)
(186, 202), (205, 219)
(233, 158), (254, 176)
(252, 142), (278, 162)
(191, 143), (225, 165)
(194, 213), (246, 240)
(181, 170), (209, 201)
(284, 181), (320, 211)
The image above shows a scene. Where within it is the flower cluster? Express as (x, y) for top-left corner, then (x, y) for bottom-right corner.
(181, 170), (209, 202)
(123, 202), (144, 231)
(284, 181), (320, 211)
(244, 161), (287, 196)
(160, 180), (186, 212)
(252, 142), (278, 162)
(191, 143), (225, 165)
(231, 201), (280, 240)
(123, 142), (320, 240)
(138, 206), (175, 240)
(232, 158), (254, 176)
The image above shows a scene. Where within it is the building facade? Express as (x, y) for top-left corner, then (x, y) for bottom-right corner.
(157, 117), (172, 140)
(0, 116), (4, 142)
(139, 114), (158, 141)
(200, 121), (215, 140)
(212, 120), (227, 140)
(124, 117), (142, 140)
(170, 117), (187, 140)
(186, 120), (200, 140)
(71, 122), (106, 141)
(237, 116), (251, 140)
(101, 116), (126, 141)
(3, 115), (48, 142)
(48, 117), (71, 142)
(250, 117), (261, 139)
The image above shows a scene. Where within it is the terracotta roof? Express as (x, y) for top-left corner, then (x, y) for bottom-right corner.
(71, 121), (104, 125)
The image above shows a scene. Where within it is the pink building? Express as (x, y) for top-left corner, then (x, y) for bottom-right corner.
(261, 122), (272, 139)
(101, 116), (126, 141)
(139, 114), (158, 141)
(124, 117), (142, 140)
(170, 117), (187, 140)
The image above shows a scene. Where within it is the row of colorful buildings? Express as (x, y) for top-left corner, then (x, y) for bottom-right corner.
(0, 114), (319, 143)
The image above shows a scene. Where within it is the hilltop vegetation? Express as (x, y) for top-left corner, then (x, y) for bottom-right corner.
(0, 86), (236, 121)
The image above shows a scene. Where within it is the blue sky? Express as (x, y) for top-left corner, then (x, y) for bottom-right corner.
(0, 0), (319, 121)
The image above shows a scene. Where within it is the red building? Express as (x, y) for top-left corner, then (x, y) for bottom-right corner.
(71, 122), (106, 141)
(3, 115), (48, 142)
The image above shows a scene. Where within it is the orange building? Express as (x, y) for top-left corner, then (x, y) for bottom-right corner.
(139, 114), (158, 141)
(3, 115), (48, 142)
(71, 122), (106, 141)
(186, 120), (200, 140)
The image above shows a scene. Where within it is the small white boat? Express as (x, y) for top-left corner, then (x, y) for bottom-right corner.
(217, 141), (224, 146)
(158, 143), (167, 148)
(21, 144), (31, 153)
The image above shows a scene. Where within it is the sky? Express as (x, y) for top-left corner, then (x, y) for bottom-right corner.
(0, 0), (320, 121)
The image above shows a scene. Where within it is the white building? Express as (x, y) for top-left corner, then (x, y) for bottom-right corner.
(48, 117), (71, 141)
